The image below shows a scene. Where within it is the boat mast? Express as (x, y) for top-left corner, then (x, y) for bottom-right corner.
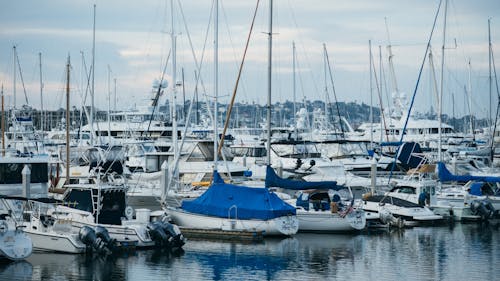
(171, 0), (179, 181)
(467, 59), (474, 138)
(369, 40), (374, 150)
(1, 85), (4, 156)
(293, 41), (297, 138)
(107, 65), (111, 138)
(489, 18), (493, 134)
(66, 55), (71, 185)
(13, 46), (16, 109)
(438, 0), (448, 162)
(39, 52), (44, 132)
(91, 4), (96, 146)
(266, 0), (273, 166)
(213, 0), (219, 170)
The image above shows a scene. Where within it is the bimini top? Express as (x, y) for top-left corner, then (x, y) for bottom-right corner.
(437, 162), (500, 183)
(181, 171), (296, 220)
(265, 165), (340, 191)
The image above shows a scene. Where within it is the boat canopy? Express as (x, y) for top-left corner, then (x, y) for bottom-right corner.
(437, 162), (500, 183)
(265, 165), (340, 191)
(181, 171), (296, 220)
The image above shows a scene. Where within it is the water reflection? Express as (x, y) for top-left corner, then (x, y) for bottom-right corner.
(6, 224), (499, 281)
(0, 261), (32, 280)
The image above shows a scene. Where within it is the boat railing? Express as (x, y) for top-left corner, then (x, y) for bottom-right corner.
(228, 204), (238, 220)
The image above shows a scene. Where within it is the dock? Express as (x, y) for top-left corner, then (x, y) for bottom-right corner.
(179, 227), (264, 242)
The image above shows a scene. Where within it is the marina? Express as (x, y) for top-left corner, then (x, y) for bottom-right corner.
(1, 0), (500, 280)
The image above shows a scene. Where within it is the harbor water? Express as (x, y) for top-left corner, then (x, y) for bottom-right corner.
(1, 223), (498, 281)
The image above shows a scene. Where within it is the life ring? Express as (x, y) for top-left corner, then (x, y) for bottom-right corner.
(124, 206), (134, 220)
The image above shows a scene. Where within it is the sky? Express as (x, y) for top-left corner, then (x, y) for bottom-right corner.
(0, 0), (499, 120)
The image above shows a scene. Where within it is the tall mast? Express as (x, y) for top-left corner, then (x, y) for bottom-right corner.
(65, 55), (71, 185)
(293, 42), (297, 133)
(39, 52), (44, 132)
(171, 0), (179, 180)
(91, 4), (96, 146)
(1, 85), (4, 156)
(114, 78), (117, 111)
(322, 43), (328, 126)
(489, 18), (493, 131)
(213, 0), (219, 169)
(107, 65), (111, 138)
(369, 40), (374, 150)
(13, 46), (16, 109)
(467, 59), (474, 136)
(438, 0), (448, 162)
(385, 18), (400, 97)
(266, 0), (273, 166)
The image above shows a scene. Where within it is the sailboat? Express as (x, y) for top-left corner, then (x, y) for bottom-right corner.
(265, 166), (366, 232)
(165, 0), (299, 236)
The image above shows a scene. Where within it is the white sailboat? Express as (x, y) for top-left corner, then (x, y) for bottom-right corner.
(165, 0), (299, 237)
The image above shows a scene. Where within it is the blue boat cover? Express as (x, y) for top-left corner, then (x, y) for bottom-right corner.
(437, 162), (500, 183)
(469, 182), (484, 196)
(181, 171), (296, 220)
(265, 165), (340, 190)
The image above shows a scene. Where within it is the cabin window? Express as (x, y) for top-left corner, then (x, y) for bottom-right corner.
(0, 163), (48, 184)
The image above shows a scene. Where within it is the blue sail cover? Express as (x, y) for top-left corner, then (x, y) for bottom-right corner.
(437, 162), (500, 183)
(181, 171), (296, 220)
(265, 165), (341, 191)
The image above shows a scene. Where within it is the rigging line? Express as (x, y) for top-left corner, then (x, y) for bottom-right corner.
(220, 0), (250, 102)
(78, 52), (92, 142)
(177, 0), (215, 124)
(370, 45), (389, 143)
(286, 0), (322, 100)
(324, 45), (345, 137)
(388, 0), (443, 182)
(14, 49), (29, 105)
(146, 49), (171, 134)
(218, 0), (260, 154)
(295, 56), (311, 131)
(490, 42), (500, 163)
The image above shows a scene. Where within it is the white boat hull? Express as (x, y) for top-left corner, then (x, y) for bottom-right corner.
(166, 207), (298, 236)
(24, 230), (86, 254)
(294, 208), (366, 232)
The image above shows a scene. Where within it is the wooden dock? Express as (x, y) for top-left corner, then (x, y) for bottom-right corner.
(180, 227), (264, 242)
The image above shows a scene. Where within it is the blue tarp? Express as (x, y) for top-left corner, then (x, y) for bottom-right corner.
(469, 182), (484, 196)
(265, 165), (340, 191)
(181, 171), (296, 220)
(437, 162), (500, 183)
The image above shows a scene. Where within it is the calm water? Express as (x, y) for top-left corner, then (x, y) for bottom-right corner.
(1, 223), (498, 281)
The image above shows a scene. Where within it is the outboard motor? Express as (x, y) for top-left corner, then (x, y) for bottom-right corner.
(79, 226), (116, 255)
(147, 222), (169, 247)
(147, 221), (185, 251)
(470, 200), (497, 220)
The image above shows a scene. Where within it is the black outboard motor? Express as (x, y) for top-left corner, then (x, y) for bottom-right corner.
(147, 221), (185, 251)
(159, 221), (185, 251)
(147, 222), (169, 247)
(79, 226), (116, 255)
(470, 200), (497, 220)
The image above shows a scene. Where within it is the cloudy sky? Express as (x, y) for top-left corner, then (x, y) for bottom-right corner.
(0, 0), (499, 120)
